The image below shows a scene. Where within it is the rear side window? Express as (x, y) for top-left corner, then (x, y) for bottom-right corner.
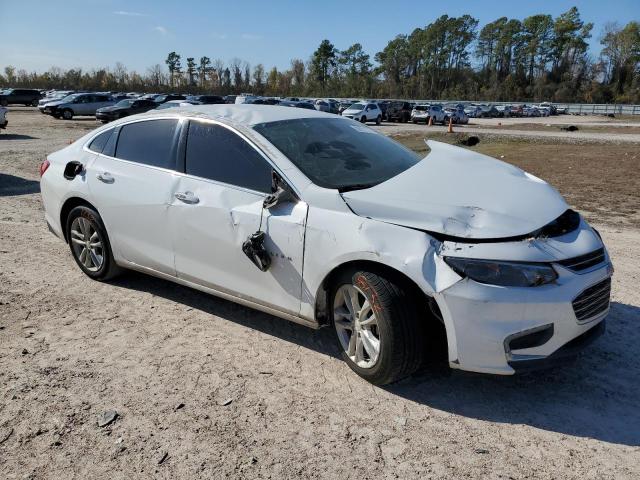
(88, 129), (113, 154)
(185, 121), (272, 193)
(115, 119), (178, 169)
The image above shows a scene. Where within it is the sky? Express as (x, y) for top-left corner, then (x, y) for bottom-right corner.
(0, 0), (638, 74)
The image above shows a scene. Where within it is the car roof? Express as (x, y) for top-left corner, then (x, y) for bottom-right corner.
(144, 103), (332, 126)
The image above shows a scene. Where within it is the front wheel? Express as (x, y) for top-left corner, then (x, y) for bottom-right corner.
(66, 206), (122, 281)
(61, 109), (73, 120)
(331, 269), (423, 385)
(375, 115), (381, 125)
(360, 116), (366, 124)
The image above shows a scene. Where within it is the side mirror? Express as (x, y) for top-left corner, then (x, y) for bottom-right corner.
(263, 171), (296, 209)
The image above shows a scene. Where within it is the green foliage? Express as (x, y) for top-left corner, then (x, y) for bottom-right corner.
(1, 8), (638, 102)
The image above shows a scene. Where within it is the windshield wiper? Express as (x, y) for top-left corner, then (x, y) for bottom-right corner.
(338, 183), (378, 193)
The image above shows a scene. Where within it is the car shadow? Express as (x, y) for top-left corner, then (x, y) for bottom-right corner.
(0, 134), (38, 140)
(0, 173), (40, 196)
(110, 269), (640, 447)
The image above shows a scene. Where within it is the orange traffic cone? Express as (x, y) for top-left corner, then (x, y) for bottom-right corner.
(428, 116), (433, 127)
(447, 117), (454, 133)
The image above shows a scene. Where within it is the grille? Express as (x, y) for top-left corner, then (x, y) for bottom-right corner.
(572, 277), (611, 322)
(558, 248), (605, 272)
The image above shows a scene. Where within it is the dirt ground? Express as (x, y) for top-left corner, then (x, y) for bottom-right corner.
(1, 108), (640, 479)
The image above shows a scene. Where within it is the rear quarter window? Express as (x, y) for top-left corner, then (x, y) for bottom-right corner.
(115, 119), (179, 169)
(88, 129), (114, 154)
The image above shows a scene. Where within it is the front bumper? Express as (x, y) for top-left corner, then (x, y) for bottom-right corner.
(435, 254), (612, 375)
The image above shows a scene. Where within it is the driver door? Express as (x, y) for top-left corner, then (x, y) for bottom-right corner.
(168, 120), (307, 315)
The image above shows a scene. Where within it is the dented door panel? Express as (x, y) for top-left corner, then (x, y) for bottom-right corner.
(169, 175), (307, 315)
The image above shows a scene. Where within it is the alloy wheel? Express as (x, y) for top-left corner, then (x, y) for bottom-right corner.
(333, 284), (381, 368)
(70, 217), (104, 272)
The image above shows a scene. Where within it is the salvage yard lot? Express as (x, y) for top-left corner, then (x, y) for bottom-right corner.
(1, 108), (640, 479)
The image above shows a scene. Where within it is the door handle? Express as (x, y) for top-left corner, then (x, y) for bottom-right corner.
(174, 191), (199, 204)
(96, 172), (114, 183)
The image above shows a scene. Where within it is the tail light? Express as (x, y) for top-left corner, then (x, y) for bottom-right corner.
(39, 159), (50, 177)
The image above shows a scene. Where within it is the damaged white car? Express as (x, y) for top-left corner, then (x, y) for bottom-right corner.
(40, 105), (613, 385)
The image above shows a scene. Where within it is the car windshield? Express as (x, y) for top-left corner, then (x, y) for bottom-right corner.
(1, 89), (13, 94)
(347, 103), (365, 111)
(253, 117), (420, 191)
(116, 99), (135, 107)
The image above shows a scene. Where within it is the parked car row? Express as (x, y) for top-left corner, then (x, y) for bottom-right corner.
(9, 87), (567, 124)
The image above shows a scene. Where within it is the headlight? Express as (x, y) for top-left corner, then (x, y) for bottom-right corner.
(443, 257), (558, 287)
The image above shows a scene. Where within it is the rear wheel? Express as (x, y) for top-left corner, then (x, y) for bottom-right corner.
(66, 206), (122, 281)
(30, 99), (38, 107)
(330, 269), (423, 385)
(0, 99), (7, 106)
(61, 109), (73, 120)
(375, 115), (381, 125)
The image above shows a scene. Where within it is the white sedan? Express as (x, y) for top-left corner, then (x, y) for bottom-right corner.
(40, 105), (612, 385)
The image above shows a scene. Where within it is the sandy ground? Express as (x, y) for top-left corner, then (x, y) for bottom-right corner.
(1, 108), (640, 479)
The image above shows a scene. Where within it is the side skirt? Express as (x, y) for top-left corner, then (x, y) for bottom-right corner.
(118, 260), (320, 330)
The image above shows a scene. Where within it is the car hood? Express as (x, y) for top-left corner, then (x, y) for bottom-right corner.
(341, 140), (568, 240)
(343, 109), (363, 115)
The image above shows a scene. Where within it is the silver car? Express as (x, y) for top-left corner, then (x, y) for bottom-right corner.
(44, 93), (115, 120)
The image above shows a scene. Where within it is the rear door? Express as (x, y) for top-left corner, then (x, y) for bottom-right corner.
(87, 118), (181, 275)
(169, 120), (307, 315)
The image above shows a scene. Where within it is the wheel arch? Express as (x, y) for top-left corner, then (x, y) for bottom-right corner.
(59, 197), (100, 243)
(315, 259), (441, 325)
(314, 259), (448, 361)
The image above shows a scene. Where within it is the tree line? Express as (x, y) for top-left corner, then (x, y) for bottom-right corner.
(1, 7), (638, 103)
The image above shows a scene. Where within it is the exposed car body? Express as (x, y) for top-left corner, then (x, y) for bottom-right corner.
(0, 88), (42, 106)
(341, 102), (382, 124)
(96, 99), (158, 122)
(386, 101), (412, 122)
(411, 104), (446, 124)
(40, 105), (611, 385)
(43, 93), (115, 119)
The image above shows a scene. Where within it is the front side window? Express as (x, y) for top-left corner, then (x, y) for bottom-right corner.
(254, 117), (420, 191)
(115, 119), (178, 169)
(185, 121), (272, 193)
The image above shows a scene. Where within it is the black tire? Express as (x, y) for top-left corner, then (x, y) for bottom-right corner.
(375, 115), (381, 125)
(65, 205), (122, 281)
(0, 99), (7, 106)
(330, 268), (423, 385)
(61, 109), (73, 120)
(30, 99), (39, 107)
(360, 116), (366, 124)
